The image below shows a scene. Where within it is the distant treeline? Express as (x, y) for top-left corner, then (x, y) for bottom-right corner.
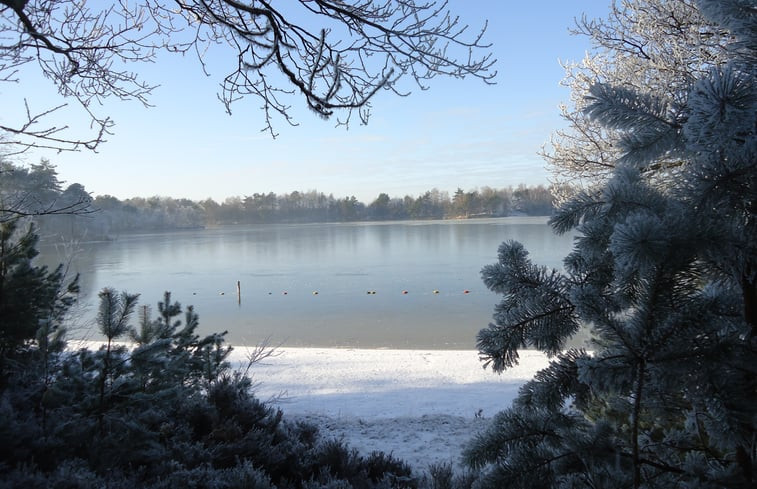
(2, 160), (556, 240)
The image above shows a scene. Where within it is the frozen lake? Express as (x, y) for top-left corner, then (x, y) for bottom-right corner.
(40, 217), (575, 348)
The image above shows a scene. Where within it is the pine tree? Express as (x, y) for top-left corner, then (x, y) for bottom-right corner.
(0, 220), (78, 369)
(466, 1), (756, 487)
(128, 291), (232, 392)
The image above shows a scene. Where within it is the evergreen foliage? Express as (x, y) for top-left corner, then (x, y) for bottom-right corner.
(0, 219), (78, 366)
(467, 1), (756, 487)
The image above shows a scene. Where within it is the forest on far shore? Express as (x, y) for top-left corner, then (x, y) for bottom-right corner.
(2, 160), (556, 240)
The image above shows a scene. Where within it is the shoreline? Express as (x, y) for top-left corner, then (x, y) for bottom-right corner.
(245, 347), (549, 472)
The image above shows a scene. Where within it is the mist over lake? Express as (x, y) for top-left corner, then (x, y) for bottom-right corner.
(39, 217), (574, 349)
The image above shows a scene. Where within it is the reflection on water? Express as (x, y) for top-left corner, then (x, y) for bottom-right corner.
(38, 217), (576, 349)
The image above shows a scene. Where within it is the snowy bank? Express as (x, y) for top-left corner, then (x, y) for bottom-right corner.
(234, 347), (550, 472)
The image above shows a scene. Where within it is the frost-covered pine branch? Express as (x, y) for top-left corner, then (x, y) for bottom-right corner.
(469, 1), (757, 486)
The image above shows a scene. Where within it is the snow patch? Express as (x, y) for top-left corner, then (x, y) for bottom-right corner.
(232, 347), (549, 472)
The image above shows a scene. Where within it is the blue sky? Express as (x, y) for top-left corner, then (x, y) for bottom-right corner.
(7, 1), (609, 203)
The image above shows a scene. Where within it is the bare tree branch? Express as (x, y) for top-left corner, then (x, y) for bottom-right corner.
(0, 198), (96, 223)
(0, 0), (495, 146)
(0, 158), (95, 222)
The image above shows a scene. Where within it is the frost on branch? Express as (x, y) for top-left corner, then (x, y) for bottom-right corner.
(469, 1), (756, 486)
(0, 0), (495, 151)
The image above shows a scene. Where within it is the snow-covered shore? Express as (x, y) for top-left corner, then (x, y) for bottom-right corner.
(236, 347), (549, 472)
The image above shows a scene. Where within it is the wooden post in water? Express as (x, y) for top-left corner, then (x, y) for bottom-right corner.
(237, 280), (241, 305)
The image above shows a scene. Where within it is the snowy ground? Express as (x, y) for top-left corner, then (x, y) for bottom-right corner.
(231, 347), (549, 473)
